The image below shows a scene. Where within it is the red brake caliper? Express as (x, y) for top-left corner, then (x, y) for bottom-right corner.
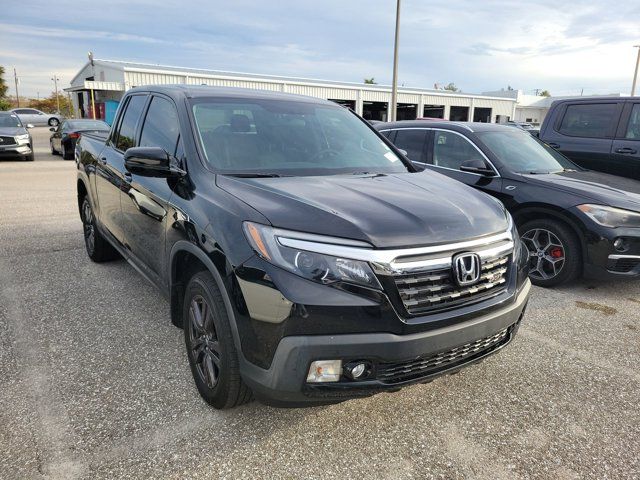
(550, 247), (563, 259)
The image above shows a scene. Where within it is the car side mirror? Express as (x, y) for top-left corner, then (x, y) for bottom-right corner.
(459, 159), (495, 176)
(124, 147), (186, 178)
(49, 127), (55, 132)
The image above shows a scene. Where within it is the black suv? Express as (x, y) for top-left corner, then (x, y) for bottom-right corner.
(539, 97), (640, 180)
(377, 121), (640, 286)
(76, 86), (530, 408)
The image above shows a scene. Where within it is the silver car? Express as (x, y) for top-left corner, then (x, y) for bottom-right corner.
(9, 108), (63, 127)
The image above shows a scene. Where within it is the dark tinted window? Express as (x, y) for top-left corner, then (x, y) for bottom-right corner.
(432, 130), (485, 170)
(115, 95), (147, 151)
(625, 104), (640, 140)
(15, 109), (31, 114)
(393, 129), (427, 162)
(139, 96), (180, 155)
(559, 103), (617, 138)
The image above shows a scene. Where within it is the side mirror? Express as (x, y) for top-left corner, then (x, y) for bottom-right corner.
(124, 147), (185, 178)
(49, 127), (55, 132)
(459, 159), (495, 176)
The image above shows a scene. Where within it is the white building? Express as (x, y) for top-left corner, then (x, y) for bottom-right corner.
(482, 89), (625, 126)
(66, 58), (517, 124)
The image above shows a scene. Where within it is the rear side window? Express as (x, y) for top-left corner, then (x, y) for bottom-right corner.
(393, 129), (428, 162)
(625, 104), (640, 140)
(558, 103), (617, 138)
(432, 130), (485, 170)
(115, 95), (147, 151)
(139, 96), (180, 155)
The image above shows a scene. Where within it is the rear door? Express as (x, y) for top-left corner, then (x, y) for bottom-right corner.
(95, 93), (148, 246)
(610, 102), (640, 180)
(546, 101), (623, 174)
(121, 94), (181, 281)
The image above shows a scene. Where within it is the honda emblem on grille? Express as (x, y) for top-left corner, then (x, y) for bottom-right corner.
(452, 252), (481, 286)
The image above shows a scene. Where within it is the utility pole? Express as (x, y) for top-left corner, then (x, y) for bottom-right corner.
(13, 68), (20, 107)
(52, 75), (60, 113)
(632, 45), (640, 97)
(390, 0), (401, 122)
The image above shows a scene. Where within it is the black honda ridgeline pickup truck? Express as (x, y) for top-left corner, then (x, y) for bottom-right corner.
(76, 86), (531, 408)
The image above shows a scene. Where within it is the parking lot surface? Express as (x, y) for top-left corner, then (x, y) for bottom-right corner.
(1, 127), (639, 479)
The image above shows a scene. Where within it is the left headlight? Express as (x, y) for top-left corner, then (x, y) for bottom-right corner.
(15, 134), (30, 144)
(577, 204), (640, 228)
(243, 222), (382, 290)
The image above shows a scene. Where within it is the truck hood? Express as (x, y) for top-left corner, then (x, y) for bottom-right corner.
(520, 170), (640, 211)
(217, 171), (508, 248)
(0, 127), (27, 136)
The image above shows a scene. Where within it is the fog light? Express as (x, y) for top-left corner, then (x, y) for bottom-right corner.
(614, 238), (629, 252)
(350, 363), (366, 378)
(306, 360), (342, 383)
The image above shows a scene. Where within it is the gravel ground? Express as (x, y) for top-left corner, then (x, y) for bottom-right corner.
(1, 127), (639, 479)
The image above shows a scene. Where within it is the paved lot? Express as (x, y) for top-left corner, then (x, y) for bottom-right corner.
(1, 126), (639, 479)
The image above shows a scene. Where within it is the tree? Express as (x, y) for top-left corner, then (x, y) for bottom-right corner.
(364, 77), (377, 84)
(444, 82), (459, 92)
(29, 92), (73, 116)
(0, 66), (11, 111)
(539, 90), (551, 97)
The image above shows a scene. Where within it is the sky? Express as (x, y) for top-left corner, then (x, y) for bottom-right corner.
(1, 0), (639, 99)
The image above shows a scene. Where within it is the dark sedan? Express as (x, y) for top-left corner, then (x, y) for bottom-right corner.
(377, 121), (640, 287)
(50, 119), (110, 159)
(0, 111), (34, 161)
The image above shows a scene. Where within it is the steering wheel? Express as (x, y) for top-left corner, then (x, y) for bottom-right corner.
(309, 148), (341, 163)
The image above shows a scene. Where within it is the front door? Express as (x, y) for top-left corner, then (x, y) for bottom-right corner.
(121, 94), (180, 281)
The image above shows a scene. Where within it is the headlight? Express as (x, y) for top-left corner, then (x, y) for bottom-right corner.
(243, 222), (382, 290)
(577, 204), (640, 228)
(15, 134), (30, 144)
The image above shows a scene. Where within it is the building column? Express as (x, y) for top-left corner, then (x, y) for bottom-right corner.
(356, 90), (363, 116)
(444, 105), (451, 120)
(469, 98), (475, 122)
(386, 101), (392, 123)
(417, 95), (424, 119)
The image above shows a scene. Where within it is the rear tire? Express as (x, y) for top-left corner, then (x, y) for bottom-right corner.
(48, 118), (59, 127)
(183, 271), (252, 409)
(520, 218), (581, 287)
(62, 142), (73, 160)
(80, 197), (119, 262)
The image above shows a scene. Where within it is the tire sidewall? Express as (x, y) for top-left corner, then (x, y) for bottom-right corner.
(183, 274), (234, 408)
(521, 219), (581, 287)
(48, 118), (59, 127)
(81, 197), (96, 257)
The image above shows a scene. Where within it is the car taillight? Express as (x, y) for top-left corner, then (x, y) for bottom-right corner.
(69, 133), (80, 139)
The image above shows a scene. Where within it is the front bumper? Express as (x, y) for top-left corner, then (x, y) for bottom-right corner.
(0, 144), (32, 159)
(580, 223), (640, 279)
(240, 279), (531, 406)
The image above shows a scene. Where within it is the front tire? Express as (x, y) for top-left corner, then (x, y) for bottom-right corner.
(520, 218), (581, 287)
(80, 197), (119, 262)
(183, 271), (252, 409)
(62, 142), (73, 160)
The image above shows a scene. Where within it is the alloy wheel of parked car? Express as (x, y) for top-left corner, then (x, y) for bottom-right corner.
(48, 118), (59, 127)
(80, 197), (119, 262)
(183, 271), (252, 409)
(520, 219), (581, 287)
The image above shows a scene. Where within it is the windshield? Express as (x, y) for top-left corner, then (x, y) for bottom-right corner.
(0, 113), (23, 128)
(67, 120), (109, 130)
(476, 129), (577, 174)
(191, 99), (408, 176)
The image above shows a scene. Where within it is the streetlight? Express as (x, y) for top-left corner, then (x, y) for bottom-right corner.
(390, 0), (401, 122)
(51, 75), (60, 113)
(632, 45), (640, 97)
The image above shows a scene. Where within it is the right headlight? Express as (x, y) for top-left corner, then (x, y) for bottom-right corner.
(243, 222), (382, 290)
(577, 204), (640, 228)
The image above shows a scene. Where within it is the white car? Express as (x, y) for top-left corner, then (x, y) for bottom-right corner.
(9, 108), (63, 127)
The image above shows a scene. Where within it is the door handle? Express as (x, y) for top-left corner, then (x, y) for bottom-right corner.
(615, 147), (637, 154)
(547, 142), (560, 149)
(99, 156), (107, 165)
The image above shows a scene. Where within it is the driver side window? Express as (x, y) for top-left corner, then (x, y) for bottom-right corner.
(432, 131), (485, 170)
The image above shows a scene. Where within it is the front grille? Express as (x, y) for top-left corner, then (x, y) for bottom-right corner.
(394, 254), (510, 315)
(377, 326), (511, 383)
(0, 136), (16, 146)
(608, 257), (640, 273)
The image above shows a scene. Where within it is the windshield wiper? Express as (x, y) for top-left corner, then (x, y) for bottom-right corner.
(222, 172), (283, 178)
